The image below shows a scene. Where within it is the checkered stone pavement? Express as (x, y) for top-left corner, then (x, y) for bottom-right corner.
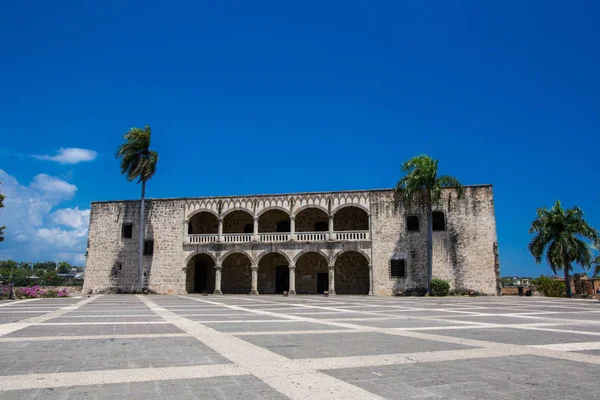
(0, 294), (599, 399)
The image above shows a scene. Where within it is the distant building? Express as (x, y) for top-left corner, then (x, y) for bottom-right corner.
(83, 186), (499, 296)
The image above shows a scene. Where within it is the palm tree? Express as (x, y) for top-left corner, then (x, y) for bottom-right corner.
(116, 126), (158, 293)
(528, 200), (599, 298)
(395, 155), (464, 293)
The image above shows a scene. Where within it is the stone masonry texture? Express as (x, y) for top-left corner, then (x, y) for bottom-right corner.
(83, 186), (498, 295)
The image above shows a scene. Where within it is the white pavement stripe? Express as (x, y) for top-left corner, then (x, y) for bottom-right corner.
(0, 295), (101, 337)
(0, 333), (191, 343)
(142, 296), (386, 400)
(0, 299), (40, 308)
(0, 364), (243, 391)
(37, 321), (171, 325)
(530, 342), (600, 352)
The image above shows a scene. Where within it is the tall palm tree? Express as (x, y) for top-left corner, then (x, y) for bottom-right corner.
(528, 200), (599, 298)
(395, 155), (464, 293)
(116, 126), (158, 293)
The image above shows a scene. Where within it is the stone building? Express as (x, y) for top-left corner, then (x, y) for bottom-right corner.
(83, 186), (499, 296)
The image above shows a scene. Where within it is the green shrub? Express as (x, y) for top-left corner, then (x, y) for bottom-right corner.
(430, 278), (450, 296)
(531, 275), (566, 297)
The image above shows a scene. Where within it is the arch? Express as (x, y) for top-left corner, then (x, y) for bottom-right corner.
(293, 204), (329, 218)
(258, 209), (290, 233)
(332, 248), (371, 265)
(295, 206), (329, 233)
(256, 249), (292, 265)
(185, 251), (218, 267)
(293, 249), (331, 265)
(294, 251), (330, 294)
(188, 211), (218, 234)
(222, 209), (254, 234)
(333, 205), (369, 231)
(186, 253), (216, 294)
(221, 252), (252, 294)
(186, 208), (219, 220)
(332, 203), (370, 216)
(334, 250), (370, 294)
(219, 250), (254, 265)
(257, 206), (290, 217)
(257, 252), (290, 294)
(221, 207), (254, 218)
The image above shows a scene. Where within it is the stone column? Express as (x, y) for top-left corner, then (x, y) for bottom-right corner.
(183, 219), (189, 242)
(217, 218), (223, 242)
(328, 264), (336, 295)
(288, 265), (296, 295)
(328, 215), (334, 241)
(250, 265), (259, 295)
(214, 263), (222, 294)
(368, 264), (373, 295)
(290, 216), (296, 241)
(253, 217), (259, 242)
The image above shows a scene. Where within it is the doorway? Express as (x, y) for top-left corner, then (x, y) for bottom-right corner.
(275, 265), (289, 293)
(317, 273), (329, 294)
(194, 262), (208, 293)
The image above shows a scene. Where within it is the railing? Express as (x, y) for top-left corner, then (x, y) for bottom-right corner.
(222, 233), (253, 243)
(188, 234), (219, 244)
(186, 231), (369, 244)
(296, 232), (328, 241)
(258, 233), (290, 242)
(333, 231), (369, 241)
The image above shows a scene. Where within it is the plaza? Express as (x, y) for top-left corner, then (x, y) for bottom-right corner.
(0, 294), (599, 399)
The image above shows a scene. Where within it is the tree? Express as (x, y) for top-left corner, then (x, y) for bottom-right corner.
(528, 200), (599, 298)
(57, 261), (71, 274)
(116, 125), (159, 292)
(395, 155), (464, 293)
(0, 181), (5, 242)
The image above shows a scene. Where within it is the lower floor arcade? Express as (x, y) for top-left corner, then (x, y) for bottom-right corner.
(185, 250), (371, 295)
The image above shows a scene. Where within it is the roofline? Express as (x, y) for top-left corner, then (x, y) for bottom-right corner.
(90, 185), (493, 204)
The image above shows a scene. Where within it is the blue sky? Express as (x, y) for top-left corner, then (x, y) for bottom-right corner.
(0, 1), (598, 275)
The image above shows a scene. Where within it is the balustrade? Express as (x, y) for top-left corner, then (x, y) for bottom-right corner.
(186, 231), (369, 244)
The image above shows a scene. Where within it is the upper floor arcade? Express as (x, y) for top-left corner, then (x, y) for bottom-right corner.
(183, 191), (371, 245)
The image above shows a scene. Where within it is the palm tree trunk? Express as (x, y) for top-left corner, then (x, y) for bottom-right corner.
(137, 181), (146, 293)
(426, 192), (433, 294)
(563, 256), (572, 298)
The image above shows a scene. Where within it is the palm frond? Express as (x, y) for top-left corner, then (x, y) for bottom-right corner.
(116, 125), (158, 184)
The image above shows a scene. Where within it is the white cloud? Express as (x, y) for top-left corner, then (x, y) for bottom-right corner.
(30, 174), (77, 199)
(51, 207), (90, 230)
(0, 169), (88, 265)
(32, 148), (98, 164)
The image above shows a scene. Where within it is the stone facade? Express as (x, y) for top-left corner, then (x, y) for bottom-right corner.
(83, 186), (499, 296)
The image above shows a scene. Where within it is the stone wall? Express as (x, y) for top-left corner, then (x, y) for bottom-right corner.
(83, 199), (185, 294)
(370, 186), (497, 295)
(84, 186), (498, 296)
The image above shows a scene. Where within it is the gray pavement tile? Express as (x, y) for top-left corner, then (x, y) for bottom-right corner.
(0, 375), (288, 400)
(0, 337), (230, 376)
(4, 323), (184, 337)
(576, 349), (600, 356)
(542, 324), (600, 333)
(239, 331), (475, 359)
(324, 355), (598, 399)
(206, 321), (345, 332)
(186, 314), (285, 322)
(425, 327), (599, 345)
(340, 318), (466, 329)
(45, 316), (164, 323)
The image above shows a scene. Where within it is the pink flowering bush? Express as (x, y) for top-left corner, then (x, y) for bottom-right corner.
(12, 286), (70, 299)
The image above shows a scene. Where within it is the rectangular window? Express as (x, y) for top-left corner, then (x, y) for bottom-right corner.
(406, 216), (419, 231)
(389, 259), (406, 278)
(143, 240), (154, 256)
(432, 212), (446, 231)
(122, 223), (133, 238)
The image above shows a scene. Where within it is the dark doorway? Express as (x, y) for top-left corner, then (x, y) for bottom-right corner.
(194, 262), (208, 293)
(275, 265), (289, 293)
(317, 273), (329, 294)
